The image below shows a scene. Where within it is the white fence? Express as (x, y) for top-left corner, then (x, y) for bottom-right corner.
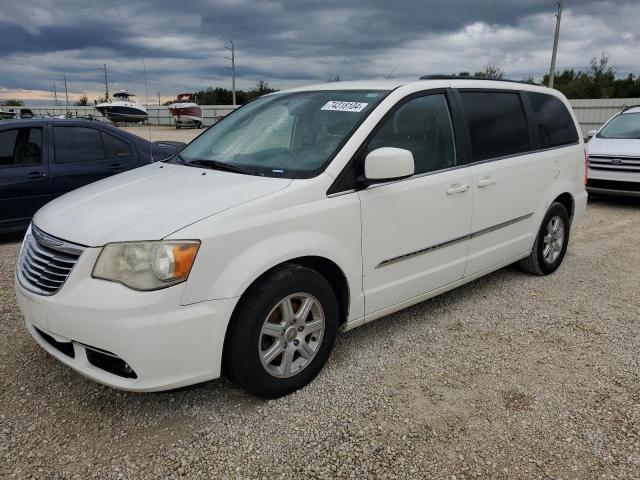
(19, 98), (640, 136)
(22, 105), (238, 126)
(568, 98), (640, 137)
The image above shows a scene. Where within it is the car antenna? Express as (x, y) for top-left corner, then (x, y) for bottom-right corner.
(142, 57), (154, 162)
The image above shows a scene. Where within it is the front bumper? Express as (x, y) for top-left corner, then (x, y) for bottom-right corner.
(587, 169), (640, 197)
(15, 246), (238, 392)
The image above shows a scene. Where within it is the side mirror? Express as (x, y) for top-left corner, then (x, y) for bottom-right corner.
(587, 129), (597, 138)
(359, 147), (415, 186)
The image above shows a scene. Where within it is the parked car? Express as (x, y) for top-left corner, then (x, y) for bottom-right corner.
(0, 118), (184, 232)
(15, 78), (587, 398)
(586, 105), (640, 197)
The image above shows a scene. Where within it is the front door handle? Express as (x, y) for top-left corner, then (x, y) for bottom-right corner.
(477, 176), (497, 188)
(27, 171), (46, 179)
(109, 163), (123, 171)
(446, 183), (470, 195)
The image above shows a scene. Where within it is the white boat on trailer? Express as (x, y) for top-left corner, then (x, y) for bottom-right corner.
(95, 90), (148, 123)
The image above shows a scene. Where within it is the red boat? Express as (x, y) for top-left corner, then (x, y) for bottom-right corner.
(168, 93), (203, 128)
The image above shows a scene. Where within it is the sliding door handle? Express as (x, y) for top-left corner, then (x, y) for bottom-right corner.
(477, 176), (496, 188)
(446, 183), (470, 195)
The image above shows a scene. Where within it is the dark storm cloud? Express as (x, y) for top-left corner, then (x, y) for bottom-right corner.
(1, 0), (639, 100)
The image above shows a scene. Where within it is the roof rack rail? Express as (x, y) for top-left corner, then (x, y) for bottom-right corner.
(419, 75), (541, 86)
(622, 104), (640, 112)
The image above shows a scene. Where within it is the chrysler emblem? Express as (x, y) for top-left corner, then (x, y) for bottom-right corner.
(33, 228), (64, 248)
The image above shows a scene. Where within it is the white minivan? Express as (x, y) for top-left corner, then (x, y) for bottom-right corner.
(15, 78), (587, 398)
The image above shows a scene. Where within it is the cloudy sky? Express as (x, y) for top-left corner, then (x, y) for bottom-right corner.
(1, 0), (639, 104)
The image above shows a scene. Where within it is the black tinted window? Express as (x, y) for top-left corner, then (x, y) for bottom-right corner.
(526, 92), (578, 147)
(368, 94), (456, 174)
(0, 128), (42, 167)
(460, 91), (530, 162)
(102, 132), (132, 158)
(54, 127), (104, 163)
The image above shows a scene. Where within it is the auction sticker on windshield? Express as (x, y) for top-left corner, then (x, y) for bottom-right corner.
(321, 101), (369, 112)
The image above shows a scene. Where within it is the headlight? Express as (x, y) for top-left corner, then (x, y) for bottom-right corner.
(92, 240), (200, 291)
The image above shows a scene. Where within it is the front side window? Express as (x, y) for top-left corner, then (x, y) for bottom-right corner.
(598, 112), (640, 139)
(54, 127), (104, 163)
(460, 91), (531, 162)
(174, 90), (388, 178)
(527, 92), (578, 148)
(368, 94), (456, 174)
(0, 128), (42, 167)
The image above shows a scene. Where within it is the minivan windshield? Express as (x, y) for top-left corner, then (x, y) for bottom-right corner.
(172, 90), (387, 178)
(598, 112), (640, 139)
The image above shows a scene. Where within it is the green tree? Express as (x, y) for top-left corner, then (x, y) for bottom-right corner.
(75, 93), (89, 106)
(474, 64), (504, 79)
(3, 99), (24, 106)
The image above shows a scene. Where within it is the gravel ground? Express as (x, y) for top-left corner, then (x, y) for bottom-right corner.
(120, 126), (202, 144)
(1, 196), (639, 479)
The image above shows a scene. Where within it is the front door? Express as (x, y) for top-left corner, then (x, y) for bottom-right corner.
(359, 92), (473, 316)
(0, 126), (50, 230)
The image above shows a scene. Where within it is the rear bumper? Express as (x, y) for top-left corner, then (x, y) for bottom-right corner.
(15, 262), (238, 391)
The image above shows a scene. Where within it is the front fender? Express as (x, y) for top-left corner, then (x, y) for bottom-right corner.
(177, 190), (364, 322)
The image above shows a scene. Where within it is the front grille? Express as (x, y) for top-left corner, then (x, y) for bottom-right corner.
(17, 225), (85, 296)
(587, 179), (640, 192)
(588, 155), (640, 173)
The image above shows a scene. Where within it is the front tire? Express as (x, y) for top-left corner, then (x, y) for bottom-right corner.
(224, 264), (338, 398)
(519, 202), (571, 275)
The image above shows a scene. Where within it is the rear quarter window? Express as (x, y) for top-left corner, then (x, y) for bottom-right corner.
(526, 92), (578, 148)
(460, 91), (531, 162)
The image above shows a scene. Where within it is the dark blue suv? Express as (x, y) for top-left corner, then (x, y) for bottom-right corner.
(0, 119), (182, 233)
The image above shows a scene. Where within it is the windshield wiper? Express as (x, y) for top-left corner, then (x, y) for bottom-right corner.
(170, 157), (249, 174)
(186, 159), (250, 174)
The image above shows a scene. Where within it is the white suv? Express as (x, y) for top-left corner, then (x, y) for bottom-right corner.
(15, 78), (587, 398)
(586, 105), (640, 197)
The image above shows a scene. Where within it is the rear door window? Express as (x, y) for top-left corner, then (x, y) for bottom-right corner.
(526, 92), (578, 147)
(0, 128), (43, 167)
(54, 126), (104, 163)
(460, 91), (531, 162)
(102, 132), (132, 158)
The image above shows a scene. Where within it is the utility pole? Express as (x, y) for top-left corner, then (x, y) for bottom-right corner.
(63, 75), (69, 115)
(548, 0), (563, 89)
(53, 82), (58, 106)
(99, 63), (109, 100)
(225, 41), (236, 106)
(157, 90), (161, 126)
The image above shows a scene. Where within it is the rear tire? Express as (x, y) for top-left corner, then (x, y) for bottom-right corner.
(518, 202), (570, 275)
(224, 264), (338, 398)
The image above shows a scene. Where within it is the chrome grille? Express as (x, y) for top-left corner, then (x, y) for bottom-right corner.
(588, 155), (640, 173)
(17, 225), (85, 296)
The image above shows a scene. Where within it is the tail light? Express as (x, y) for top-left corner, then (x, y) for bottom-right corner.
(584, 149), (588, 185)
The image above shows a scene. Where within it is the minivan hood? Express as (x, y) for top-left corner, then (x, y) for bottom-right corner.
(34, 163), (291, 246)
(587, 136), (640, 157)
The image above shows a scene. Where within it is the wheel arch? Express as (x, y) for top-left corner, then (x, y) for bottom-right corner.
(553, 191), (575, 219)
(229, 255), (350, 328)
(220, 255), (351, 379)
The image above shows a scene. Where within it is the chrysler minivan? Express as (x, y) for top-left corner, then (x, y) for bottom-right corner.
(15, 78), (587, 398)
